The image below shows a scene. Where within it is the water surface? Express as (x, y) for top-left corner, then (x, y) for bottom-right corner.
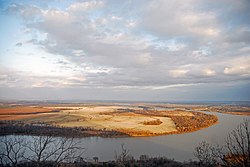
(1, 112), (249, 162)
(81, 112), (249, 161)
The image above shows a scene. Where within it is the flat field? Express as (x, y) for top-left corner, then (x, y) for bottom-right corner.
(0, 102), (233, 136)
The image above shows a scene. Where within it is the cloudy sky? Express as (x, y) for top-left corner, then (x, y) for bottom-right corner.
(0, 0), (250, 101)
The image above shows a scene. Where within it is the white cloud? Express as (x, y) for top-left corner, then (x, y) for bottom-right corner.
(112, 83), (199, 90)
(169, 69), (189, 78)
(151, 83), (199, 90)
(72, 50), (86, 57)
(142, 0), (219, 40)
(202, 69), (216, 77)
(126, 20), (136, 28)
(68, 1), (104, 12)
(224, 57), (250, 76)
(136, 53), (152, 65)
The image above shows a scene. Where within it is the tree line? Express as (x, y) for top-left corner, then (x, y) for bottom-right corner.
(0, 120), (128, 138)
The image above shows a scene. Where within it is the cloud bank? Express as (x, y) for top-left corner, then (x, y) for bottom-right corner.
(0, 0), (250, 100)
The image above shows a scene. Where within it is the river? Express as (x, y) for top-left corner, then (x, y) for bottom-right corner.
(1, 112), (249, 162)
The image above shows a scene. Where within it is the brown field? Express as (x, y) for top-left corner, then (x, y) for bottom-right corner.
(0, 106), (57, 115)
(0, 107), (61, 121)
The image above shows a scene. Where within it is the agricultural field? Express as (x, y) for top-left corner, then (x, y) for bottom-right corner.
(0, 102), (227, 136)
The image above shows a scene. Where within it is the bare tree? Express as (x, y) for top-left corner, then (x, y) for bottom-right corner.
(194, 141), (217, 167)
(219, 119), (250, 167)
(23, 135), (84, 167)
(0, 136), (26, 167)
(196, 119), (250, 167)
(115, 144), (134, 166)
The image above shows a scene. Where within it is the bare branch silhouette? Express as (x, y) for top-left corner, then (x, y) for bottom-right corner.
(194, 141), (216, 167)
(222, 119), (250, 167)
(23, 135), (84, 167)
(0, 136), (26, 167)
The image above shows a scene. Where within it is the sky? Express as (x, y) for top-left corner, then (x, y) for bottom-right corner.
(0, 0), (250, 101)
